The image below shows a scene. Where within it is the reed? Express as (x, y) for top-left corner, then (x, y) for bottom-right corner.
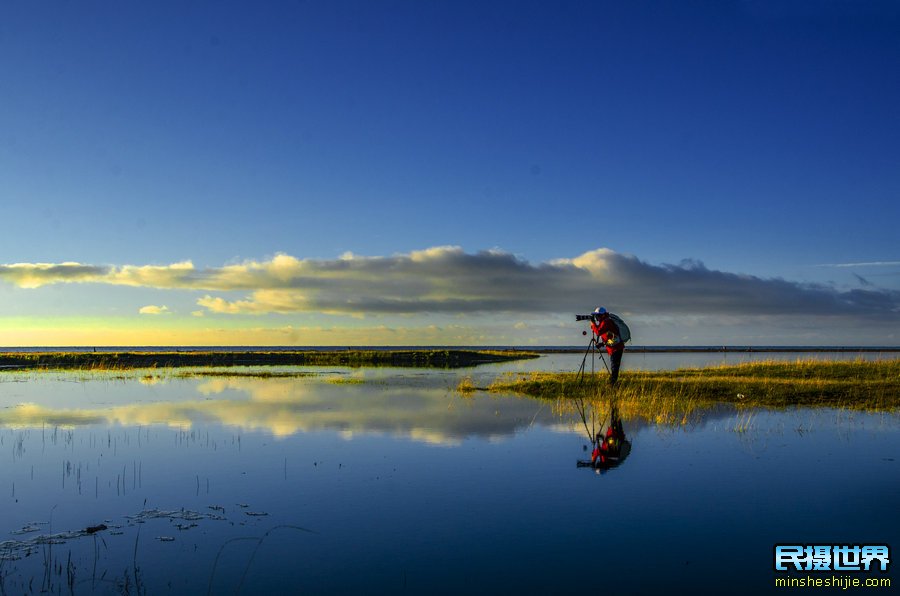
(488, 359), (900, 412)
(455, 376), (477, 395)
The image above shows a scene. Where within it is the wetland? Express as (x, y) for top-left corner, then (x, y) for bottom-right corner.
(0, 351), (896, 593)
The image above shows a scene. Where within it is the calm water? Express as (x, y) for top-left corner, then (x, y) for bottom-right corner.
(0, 354), (896, 594)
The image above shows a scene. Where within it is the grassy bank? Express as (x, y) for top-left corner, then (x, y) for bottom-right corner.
(0, 349), (538, 370)
(486, 359), (900, 412)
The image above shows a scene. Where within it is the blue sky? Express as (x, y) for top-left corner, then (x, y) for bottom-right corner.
(0, 1), (898, 346)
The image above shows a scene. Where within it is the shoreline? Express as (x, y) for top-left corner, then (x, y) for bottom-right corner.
(0, 349), (539, 370)
(536, 346), (900, 354)
(0, 345), (897, 354)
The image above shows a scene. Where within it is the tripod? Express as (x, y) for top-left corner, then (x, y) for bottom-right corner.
(577, 335), (610, 383)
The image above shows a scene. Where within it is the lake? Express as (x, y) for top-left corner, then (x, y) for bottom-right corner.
(0, 353), (896, 594)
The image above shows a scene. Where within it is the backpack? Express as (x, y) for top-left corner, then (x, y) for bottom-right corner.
(608, 313), (631, 344)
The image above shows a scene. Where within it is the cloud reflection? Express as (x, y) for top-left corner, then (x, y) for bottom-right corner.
(0, 377), (561, 446)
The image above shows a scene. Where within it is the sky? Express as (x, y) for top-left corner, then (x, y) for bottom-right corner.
(0, 0), (898, 346)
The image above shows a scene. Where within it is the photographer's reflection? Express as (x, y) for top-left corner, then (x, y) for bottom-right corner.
(576, 401), (631, 474)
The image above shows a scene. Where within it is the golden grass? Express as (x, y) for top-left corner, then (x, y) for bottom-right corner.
(488, 359), (900, 413)
(456, 376), (477, 395)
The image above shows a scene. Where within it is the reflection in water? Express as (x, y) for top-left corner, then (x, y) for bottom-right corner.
(0, 375), (564, 445)
(574, 399), (632, 473)
(0, 370), (895, 594)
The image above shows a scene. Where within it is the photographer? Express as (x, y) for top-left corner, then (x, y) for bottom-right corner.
(590, 307), (625, 385)
(591, 403), (628, 471)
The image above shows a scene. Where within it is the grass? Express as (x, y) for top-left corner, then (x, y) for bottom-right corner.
(487, 359), (900, 413)
(456, 376), (477, 395)
(0, 349), (538, 370)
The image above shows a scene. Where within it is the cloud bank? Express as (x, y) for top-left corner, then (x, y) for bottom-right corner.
(1, 247), (898, 320)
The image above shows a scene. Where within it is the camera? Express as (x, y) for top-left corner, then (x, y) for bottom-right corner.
(575, 314), (595, 322)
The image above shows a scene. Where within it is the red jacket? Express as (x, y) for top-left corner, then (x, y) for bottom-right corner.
(592, 424), (625, 463)
(591, 316), (625, 356)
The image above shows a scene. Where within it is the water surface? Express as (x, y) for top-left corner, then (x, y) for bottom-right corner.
(0, 357), (896, 594)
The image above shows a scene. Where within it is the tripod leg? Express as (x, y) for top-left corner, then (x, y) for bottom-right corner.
(598, 350), (610, 374)
(577, 338), (595, 383)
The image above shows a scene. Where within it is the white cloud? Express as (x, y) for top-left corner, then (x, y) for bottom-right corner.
(0, 262), (109, 289)
(0, 261), (196, 289)
(138, 305), (170, 315)
(2, 248), (898, 323)
(816, 261), (900, 268)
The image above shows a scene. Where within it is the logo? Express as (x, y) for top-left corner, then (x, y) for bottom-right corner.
(774, 544), (890, 572)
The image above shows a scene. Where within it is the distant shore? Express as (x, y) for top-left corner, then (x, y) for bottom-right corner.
(0, 349), (539, 370)
(535, 346), (900, 353)
(0, 346), (897, 371)
(0, 345), (897, 354)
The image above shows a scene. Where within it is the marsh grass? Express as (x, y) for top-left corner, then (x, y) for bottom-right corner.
(455, 376), (477, 395)
(488, 359), (900, 414)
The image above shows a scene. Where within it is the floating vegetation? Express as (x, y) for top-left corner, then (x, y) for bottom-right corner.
(10, 522), (46, 535)
(0, 507), (235, 565)
(175, 523), (198, 531)
(326, 377), (365, 385)
(125, 508), (227, 523)
(1, 525), (111, 561)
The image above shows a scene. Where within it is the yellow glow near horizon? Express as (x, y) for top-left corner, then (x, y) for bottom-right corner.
(0, 316), (526, 346)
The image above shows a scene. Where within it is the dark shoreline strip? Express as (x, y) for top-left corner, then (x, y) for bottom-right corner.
(0, 349), (539, 370)
(533, 346), (900, 354)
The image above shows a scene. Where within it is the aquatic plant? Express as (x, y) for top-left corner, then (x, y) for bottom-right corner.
(456, 376), (477, 395)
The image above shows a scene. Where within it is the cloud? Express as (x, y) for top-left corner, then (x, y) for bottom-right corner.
(816, 261), (900, 268)
(0, 262), (110, 289)
(138, 305), (170, 315)
(2, 247), (898, 321)
(0, 261), (196, 289)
